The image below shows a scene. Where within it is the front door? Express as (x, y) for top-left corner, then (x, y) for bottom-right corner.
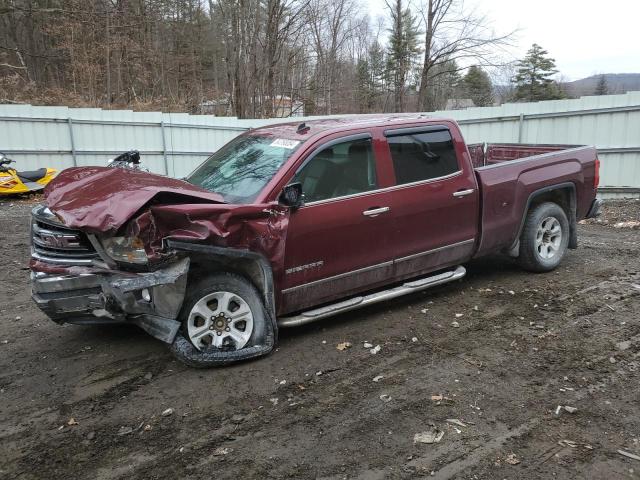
(280, 134), (394, 314)
(385, 125), (479, 278)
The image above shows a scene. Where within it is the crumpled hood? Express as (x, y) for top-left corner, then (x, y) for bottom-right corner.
(43, 166), (290, 278)
(44, 167), (225, 234)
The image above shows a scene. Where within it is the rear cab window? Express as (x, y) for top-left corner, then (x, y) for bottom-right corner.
(386, 128), (460, 185)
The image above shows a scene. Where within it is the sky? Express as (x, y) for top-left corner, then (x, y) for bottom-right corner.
(365, 0), (639, 81)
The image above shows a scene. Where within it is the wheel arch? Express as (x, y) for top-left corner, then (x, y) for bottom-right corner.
(510, 182), (577, 253)
(165, 240), (277, 328)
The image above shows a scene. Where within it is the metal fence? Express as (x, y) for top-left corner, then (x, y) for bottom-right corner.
(1, 91), (639, 195)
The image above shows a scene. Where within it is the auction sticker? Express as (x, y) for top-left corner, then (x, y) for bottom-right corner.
(270, 138), (300, 149)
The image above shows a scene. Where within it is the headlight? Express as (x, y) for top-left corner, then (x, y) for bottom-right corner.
(101, 236), (148, 264)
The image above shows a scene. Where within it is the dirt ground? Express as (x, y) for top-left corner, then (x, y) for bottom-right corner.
(1, 197), (639, 480)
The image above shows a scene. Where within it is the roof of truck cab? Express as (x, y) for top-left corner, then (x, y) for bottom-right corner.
(249, 114), (452, 140)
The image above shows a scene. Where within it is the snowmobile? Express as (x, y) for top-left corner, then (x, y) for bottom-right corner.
(0, 152), (58, 196)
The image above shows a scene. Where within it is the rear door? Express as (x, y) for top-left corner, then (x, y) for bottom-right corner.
(384, 124), (479, 278)
(280, 133), (394, 314)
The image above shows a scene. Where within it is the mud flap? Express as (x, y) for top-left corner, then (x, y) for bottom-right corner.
(568, 208), (578, 249)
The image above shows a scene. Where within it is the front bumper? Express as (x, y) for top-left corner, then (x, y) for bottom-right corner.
(31, 258), (190, 343)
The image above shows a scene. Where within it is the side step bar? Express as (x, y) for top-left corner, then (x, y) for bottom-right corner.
(278, 265), (466, 328)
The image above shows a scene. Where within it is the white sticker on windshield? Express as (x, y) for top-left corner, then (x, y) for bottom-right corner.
(270, 138), (300, 149)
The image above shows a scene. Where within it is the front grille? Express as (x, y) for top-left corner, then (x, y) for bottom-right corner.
(31, 206), (100, 265)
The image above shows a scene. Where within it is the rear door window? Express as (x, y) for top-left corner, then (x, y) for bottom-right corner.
(293, 137), (377, 203)
(387, 129), (460, 185)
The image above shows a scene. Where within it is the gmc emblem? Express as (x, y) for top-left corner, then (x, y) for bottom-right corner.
(39, 233), (75, 249)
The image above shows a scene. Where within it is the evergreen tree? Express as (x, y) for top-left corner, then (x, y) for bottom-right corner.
(355, 40), (388, 113)
(461, 65), (493, 107)
(385, 0), (421, 112)
(368, 40), (386, 97)
(513, 44), (565, 102)
(355, 58), (374, 113)
(594, 75), (608, 95)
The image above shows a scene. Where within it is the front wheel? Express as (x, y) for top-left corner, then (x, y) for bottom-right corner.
(517, 202), (570, 272)
(170, 272), (275, 367)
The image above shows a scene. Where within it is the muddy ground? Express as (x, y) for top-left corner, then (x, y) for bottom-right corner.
(1, 197), (639, 480)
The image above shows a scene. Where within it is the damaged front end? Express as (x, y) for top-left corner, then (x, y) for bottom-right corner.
(30, 205), (189, 343)
(30, 166), (288, 366)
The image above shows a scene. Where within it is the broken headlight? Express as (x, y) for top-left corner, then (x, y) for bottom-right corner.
(101, 236), (148, 264)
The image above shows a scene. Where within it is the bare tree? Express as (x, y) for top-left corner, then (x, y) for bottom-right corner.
(416, 0), (513, 111)
(262, 0), (307, 117)
(0, 0), (516, 116)
(306, 0), (362, 114)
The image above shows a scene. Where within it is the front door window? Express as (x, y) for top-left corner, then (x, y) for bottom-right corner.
(293, 138), (378, 203)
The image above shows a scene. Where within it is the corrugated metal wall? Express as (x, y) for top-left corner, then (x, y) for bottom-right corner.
(1, 91), (639, 193)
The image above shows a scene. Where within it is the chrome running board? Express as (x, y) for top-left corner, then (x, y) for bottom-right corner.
(278, 265), (466, 328)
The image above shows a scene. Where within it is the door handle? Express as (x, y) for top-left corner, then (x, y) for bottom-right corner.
(363, 207), (390, 217)
(453, 188), (475, 198)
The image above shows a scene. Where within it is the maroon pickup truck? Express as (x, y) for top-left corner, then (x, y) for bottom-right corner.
(29, 115), (601, 366)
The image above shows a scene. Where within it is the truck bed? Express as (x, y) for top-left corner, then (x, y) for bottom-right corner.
(467, 142), (584, 168)
(469, 144), (599, 258)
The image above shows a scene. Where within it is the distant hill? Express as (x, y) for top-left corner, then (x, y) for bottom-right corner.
(563, 73), (640, 97)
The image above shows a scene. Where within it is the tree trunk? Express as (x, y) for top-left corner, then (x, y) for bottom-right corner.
(417, 0), (435, 111)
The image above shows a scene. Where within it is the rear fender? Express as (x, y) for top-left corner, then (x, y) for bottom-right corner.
(509, 182), (577, 254)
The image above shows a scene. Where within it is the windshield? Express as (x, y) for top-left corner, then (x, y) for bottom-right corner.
(186, 134), (301, 203)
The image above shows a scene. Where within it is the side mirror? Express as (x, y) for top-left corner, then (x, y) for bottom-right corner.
(279, 182), (304, 209)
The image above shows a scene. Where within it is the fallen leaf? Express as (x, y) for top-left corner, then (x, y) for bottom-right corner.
(213, 447), (233, 456)
(414, 427), (444, 444)
(505, 453), (520, 465)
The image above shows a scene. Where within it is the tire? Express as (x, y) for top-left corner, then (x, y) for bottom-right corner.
(170, 272), (275, 367)
(517, 202), (570, 272)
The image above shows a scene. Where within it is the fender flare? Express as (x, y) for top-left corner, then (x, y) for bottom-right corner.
(510, 182), (578, 252)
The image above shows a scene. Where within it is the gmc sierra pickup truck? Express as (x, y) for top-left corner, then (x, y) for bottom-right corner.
(29, 115), (602, 367)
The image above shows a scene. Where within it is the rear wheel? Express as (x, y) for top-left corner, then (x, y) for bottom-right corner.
(170, 272), (274, 367)
(517, 202), (569, 272)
